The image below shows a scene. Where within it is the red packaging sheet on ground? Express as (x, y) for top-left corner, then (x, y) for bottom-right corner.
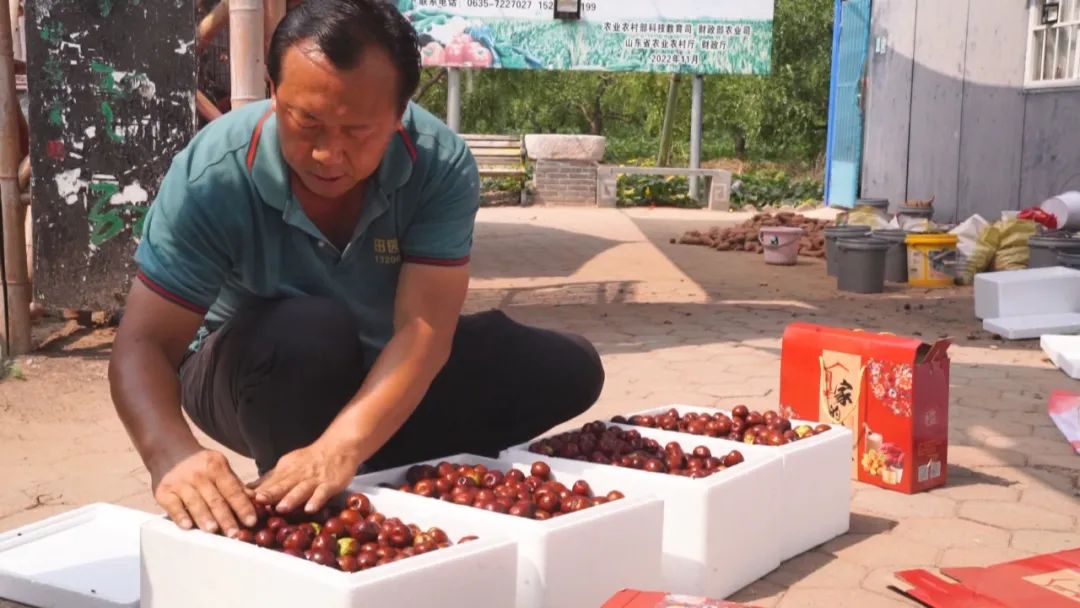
(891, 547), (1080, 607)
(1048, 390), (1080, 453)
(601, 590), (760, 607)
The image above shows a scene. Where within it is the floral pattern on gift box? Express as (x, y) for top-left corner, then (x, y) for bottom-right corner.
(868, 359), (913, 417)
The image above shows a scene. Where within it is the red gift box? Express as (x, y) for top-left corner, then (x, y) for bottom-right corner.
(779, 322), (951, 494)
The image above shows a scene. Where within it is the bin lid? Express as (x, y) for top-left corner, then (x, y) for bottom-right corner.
(871, 229), (909, 242)
(855, 198), (890, 210)
(0, 503), (156, 608)
(1029, 234), (1080, 249)
(837, 236), (891, 250)
(824, 225), (873, 235)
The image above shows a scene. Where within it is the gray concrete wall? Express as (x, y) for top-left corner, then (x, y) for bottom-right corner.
(861, 0), (1079, 223)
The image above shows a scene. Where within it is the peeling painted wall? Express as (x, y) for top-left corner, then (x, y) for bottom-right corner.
(26, 0), (195, 310)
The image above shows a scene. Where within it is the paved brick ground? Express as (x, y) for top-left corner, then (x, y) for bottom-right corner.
(1, 207), (1078, 607)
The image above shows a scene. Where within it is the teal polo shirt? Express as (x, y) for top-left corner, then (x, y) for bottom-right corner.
(134, 99), (480, 356)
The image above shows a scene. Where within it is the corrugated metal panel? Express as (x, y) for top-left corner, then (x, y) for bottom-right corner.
(826, 0), (872, 208)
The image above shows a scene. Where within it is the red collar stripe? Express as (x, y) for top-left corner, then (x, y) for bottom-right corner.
(246, 109), (275, 172)
(398, 127), (417, 162)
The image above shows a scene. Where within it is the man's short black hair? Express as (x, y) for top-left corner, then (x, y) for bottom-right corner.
(268, 0), (420, 111)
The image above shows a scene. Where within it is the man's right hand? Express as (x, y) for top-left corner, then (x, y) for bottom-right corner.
(111, 281), (255, 537)
(151, 447), (258, 537)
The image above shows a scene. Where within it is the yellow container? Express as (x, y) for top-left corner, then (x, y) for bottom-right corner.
(905, 233), (959, 287)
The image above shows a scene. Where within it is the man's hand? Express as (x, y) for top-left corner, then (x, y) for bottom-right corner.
(250, 437), (364, 515)
(152, 447), (258, 537)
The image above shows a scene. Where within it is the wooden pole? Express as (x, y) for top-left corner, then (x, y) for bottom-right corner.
(196, 89), (224, 121)
(16, 153), (27, 191)
(20, 190), (28, 283)
(0, 0), (30, 356)
(230, 0), (265, 109)
(197, 0), (230, 55)
(18, 152), (28, 297)
(264, 0), (285, 57)
(7, 0), (19, 63)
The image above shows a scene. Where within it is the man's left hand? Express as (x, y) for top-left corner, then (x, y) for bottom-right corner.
(250, 438), (362, 514)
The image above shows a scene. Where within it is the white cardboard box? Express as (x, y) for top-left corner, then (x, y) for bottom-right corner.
(623, 405), (852, 561)
(352, 454), (665, 608)
(0, 503), (156, 608)
(140, 490), (518, 608)
(502, 426), (785, 599)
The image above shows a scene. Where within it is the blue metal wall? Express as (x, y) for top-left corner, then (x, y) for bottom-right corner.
(824, 0), (872, 208)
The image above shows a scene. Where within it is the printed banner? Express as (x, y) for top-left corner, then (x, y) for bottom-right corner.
(395, 0), (774, 74)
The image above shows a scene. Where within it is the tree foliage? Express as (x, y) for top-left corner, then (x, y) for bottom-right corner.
(414, 0), (834, 164)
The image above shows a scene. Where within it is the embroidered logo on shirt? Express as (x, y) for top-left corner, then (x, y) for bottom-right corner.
(374, 238), (402, 264)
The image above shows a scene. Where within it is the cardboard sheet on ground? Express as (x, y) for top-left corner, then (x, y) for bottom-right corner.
(891, 548), (1080, 607)
(601, 590), (759, 608)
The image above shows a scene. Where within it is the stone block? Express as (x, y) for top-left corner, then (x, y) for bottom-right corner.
(525, 134), (606, 161)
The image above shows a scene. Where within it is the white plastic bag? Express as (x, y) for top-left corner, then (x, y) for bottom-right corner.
(898, 216), (939, 232)
(949, 214), (990, 261)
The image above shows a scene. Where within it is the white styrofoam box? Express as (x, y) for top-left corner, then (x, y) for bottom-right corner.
(983, 313), (1080, 340)
(1041, 334), (1080, 379)
(624, 405), (852, 561)
(502, 427), (785, 600)
(351, 453), (664, 608)
(973, 266), (1080, 320)
(0, 503), (156, 608)
(140, 490), (517, 608)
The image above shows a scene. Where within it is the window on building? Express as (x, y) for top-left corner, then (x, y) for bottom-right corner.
(1028, 0), (1080, 88)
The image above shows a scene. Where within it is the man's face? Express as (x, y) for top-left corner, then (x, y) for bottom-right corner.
(272, 43), (403, 200)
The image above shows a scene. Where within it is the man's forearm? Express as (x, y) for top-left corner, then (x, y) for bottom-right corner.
(320, 318), (453, 463)
(110, 342), (202, 476)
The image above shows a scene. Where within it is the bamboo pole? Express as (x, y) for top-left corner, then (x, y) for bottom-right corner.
(656, 73), (681, 167)
(264, 0), (285, 57)
(230, 0), (265, 109)
(20, 190), (28, 284)
(16, 154), (27, 191)
(197, 0), (230, 55)
(8, 0), (20, 63)
(0, 0), (30, 356)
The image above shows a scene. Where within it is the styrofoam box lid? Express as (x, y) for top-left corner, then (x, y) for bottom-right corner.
(984, 313), (1080, 340)
(975, 266), (1080, 285)
(0, 503), (157, 608)
(1041, 334), (1080, 379)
